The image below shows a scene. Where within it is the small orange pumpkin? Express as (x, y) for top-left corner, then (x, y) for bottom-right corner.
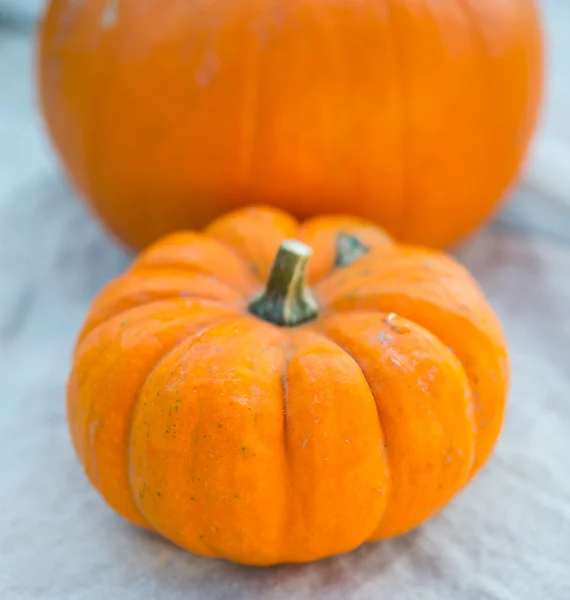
(38, 0), (543, 250)
(68, 206), (509, 565)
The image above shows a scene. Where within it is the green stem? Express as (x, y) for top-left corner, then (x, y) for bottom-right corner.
(335, 233), (370, 268)
(249, 240), (319, 327)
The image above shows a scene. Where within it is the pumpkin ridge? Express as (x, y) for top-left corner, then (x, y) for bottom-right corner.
(130, 258), (250, 287)
(313, 237), (508, 477)
(245, 50), (263, 208)
(79, 297), (234, 345)
(69, 323), (123, 470)
(80, 305), (236, 526)
(320, 311), (477, 538)
(452, 0), (497, 221)
(327, 293), (502, 477)
(387, 0), (409, 240)
(131, 232), (260, 291)
(313, 325), (392, 542)
(73, 302), (206, 471)
(205, 208), (301, 283)
(192, 235), (264, 284)
(79, 272), (244, 338)
(454, 0), (497, 116)
(126, 313), (241, 538)
(124, 267), (249, 298)
(86, 0), (123, 227)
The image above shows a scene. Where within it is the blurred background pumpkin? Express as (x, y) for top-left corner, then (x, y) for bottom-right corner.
(37, 0), (543, 250)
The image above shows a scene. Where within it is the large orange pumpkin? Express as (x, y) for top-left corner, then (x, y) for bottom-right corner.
(68, 206), (509, 565)
(38, 0), (543, 250)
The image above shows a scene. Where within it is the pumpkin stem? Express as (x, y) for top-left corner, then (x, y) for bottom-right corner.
(249, 240), (318, 327)
(335, 233), (370, 267)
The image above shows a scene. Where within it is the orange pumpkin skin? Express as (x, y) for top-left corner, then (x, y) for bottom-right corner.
(68, 206), (509, 566)
(38, 0), (542, 250)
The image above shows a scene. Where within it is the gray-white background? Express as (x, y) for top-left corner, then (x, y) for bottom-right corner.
(1, 2), (569, 599)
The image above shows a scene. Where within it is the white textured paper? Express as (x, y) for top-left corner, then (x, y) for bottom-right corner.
(1, 15), (570, 599)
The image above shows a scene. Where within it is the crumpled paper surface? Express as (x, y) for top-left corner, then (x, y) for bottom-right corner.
(1, 30), (570, 600)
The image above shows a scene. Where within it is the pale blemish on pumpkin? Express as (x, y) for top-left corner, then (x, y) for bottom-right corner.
(89, 419), (98, 441)
(417, 366), (438, 393)
(301, 434), (311, 449)
(389, 356), (402, 368)
(417, 378), (429, 393)
(378, 331), (394, 346)
(101, 0), (118, 30)
(196, 49), (220, 88)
